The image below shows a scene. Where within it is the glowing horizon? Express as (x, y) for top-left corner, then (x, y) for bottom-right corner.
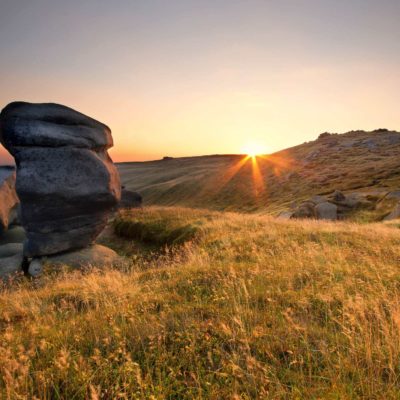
(1, 1), (399, 165)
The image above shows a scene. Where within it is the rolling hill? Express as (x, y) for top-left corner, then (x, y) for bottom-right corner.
(118, 129), (400, 220)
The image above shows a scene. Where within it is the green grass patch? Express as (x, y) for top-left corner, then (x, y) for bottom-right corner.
(113, 208), (201, 246)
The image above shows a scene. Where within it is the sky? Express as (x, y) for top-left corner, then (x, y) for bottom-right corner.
(0, 0), (399, 163)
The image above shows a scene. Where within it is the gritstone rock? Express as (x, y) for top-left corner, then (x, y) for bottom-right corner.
(0, 102), (121, 257)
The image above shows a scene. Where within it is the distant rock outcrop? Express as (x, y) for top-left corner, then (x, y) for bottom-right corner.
(281, 198), (338, 221)
(292, 201), (317, 219)
(0, 102), (121, 258)
(315, 202), (337, 220)
(286, 188), (400, 222)
(332, 190), (345, 202)
(383, 203), (400, 221)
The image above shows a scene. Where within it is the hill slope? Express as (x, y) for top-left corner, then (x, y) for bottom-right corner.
(118, 129), (400, 217)
(2, 207), (400, 398)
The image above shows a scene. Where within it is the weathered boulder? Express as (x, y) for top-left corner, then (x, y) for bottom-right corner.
(386, 191), (400, 201)
(0, 253), (23, 279)
(338, 193), (364, 209)
(384, 203), (400, 221)
(0, 243), (23, 258)
(290, 197), (338, 221)
(315, 202), (337, 220)
(0, 242), (24, 279)
(0, 102), (121, 257)
(310, 195), (326, 205)
(0, 166), (19, 231)
(46, 244), (122, 268)
(277, 211), (293, 219)
(291, 201), (316, 219)
(332, 190), (346, 202)
(27, 244), (122, 276)
(0, 226), (26, 245)
(119, 189), (142, 209)
(361, 138), (378, 150)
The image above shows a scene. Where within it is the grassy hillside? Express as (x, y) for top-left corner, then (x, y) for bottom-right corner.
(118, 129), (400, 215)
(2, 207), (400, 398)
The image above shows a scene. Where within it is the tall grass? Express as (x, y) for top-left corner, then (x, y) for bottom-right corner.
(1, 207), (400, 399)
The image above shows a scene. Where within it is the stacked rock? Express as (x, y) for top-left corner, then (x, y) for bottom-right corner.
(0, 102), (121, 258)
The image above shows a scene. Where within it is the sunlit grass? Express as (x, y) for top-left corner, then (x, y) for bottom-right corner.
(1, 207), (400, 398)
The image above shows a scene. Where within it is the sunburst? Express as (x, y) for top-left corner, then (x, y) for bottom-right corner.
(241, 142), (267, 158)
(214, 151), (293, 199)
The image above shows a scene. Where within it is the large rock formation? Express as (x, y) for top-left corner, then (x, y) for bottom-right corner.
(0, 102), (121, 257)
(0, 166), (19, 231)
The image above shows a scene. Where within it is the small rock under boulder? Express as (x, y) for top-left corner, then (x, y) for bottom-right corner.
(27, 258), (42, 277)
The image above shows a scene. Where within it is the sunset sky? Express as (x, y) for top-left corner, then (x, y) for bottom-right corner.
(1, 0), (399, 163)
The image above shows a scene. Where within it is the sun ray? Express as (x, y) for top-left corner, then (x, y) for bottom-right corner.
(194, 155), (252, 202)
(198, 148), (294, 204)
(217, 155), (251, 191)
(258, 153), (294, 177)
(250, 156), (265, 197)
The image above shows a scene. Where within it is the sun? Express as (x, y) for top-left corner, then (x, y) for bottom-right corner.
(241, 142), (266, 158)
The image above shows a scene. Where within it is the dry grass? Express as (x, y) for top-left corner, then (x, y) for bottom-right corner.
(1, 207), (400, 399)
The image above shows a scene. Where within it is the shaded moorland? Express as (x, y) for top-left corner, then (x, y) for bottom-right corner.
(2, 207), (400, 399)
